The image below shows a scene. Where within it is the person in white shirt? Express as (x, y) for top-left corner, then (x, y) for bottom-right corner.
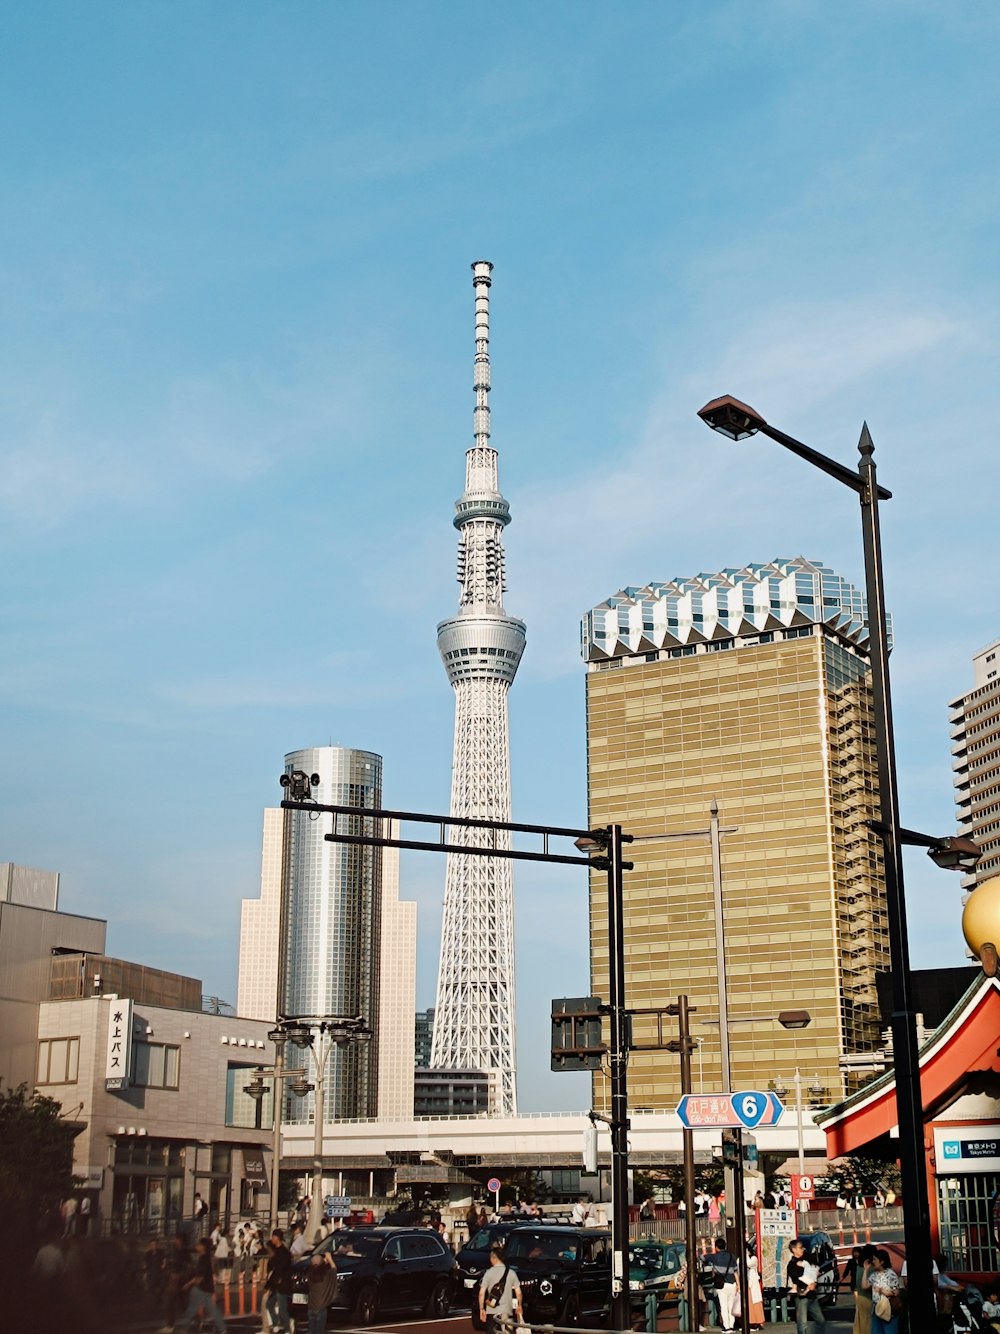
(289, 1224), (310, 1258)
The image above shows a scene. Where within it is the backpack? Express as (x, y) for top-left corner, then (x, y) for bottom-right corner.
(487, 1266), (510, 1306)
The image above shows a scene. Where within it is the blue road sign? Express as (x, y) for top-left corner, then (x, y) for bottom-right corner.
(675, 1091), (784, 1129)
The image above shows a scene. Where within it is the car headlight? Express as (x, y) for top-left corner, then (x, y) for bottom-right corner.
(539, 1280), (553, 1297)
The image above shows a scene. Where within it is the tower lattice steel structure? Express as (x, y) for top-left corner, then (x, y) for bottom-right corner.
(431, 261), (526, 1115)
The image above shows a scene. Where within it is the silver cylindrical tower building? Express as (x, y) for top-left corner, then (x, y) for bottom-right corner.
(431, 262), (526, 1116)
(281, 745), (382, 1122)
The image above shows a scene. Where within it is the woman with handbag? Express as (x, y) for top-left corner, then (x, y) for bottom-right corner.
(479, 1244), (524, 1334)
(862, 1250), (903, 1334)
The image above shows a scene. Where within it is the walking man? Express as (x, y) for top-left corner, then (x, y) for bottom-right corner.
(264, 1229), (293, 1334)
(479, 1244), (523, 1334)
(177, 1237), (226, 1333)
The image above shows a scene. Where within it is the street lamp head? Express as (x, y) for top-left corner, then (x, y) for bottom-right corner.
(267, 1027), (288, 1049)
(697, 395), (767, 441)
(574, 829), (610, 854)
(777, 1010), (812, 1030)
(289, 1076), (313, 1098)
(244, 1068), (267, 1102)
(286, 1023), (314, 1049)
(928, 835), (982, 873)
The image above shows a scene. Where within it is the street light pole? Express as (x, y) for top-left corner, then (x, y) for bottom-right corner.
(307, 1028), (332, 1243)
(675, 996), (700, 1334)
(697, 396), (936, 1329)
(709, 800), (750, 1334)
(271, 1037), (285, 1231)
(589, 824), (635, 1333)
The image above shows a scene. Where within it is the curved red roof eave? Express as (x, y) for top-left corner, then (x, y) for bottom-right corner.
(819, 974), (1000, 1157)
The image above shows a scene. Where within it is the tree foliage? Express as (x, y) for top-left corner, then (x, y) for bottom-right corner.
(0, 1083), (78, 1235)
(819, 1154), (902, 1199)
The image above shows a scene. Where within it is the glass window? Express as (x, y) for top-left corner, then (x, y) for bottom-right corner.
(37, 1037), (80, 1084)
(133, 1041), (180, 1089)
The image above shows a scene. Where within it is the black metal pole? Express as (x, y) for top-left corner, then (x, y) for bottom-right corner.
(607, 824), (633, 1332)
(857, 426), (935, 1330)
(677, 996), (700, 1333)
(730, 1133), (749, 1334)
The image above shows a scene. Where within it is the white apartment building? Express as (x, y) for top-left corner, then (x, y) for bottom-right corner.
(951, 638), (1000, 888)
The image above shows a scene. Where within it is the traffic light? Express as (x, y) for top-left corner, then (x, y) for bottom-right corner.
(551, 997), (606, 1071)
(721, 1128), (741, 1167)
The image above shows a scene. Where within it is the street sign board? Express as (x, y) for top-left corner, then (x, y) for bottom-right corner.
(759, 1207), (796, 1237)
(487, 1176), (501, 1193)
(324, 1195), (351, 1217)
(676, 1091), (784, 1129)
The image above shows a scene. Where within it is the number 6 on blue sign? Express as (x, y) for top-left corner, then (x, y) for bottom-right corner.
(734, 1091), (767, 1129)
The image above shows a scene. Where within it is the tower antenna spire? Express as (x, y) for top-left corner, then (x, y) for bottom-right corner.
(431, 263), (527, 1116)
(472, 259), (492, 453)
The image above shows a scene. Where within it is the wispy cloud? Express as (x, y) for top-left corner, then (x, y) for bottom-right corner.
(508, 294), (970, 680)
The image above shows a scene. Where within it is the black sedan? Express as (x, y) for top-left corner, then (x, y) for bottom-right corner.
(290, 1227), (457, 1325)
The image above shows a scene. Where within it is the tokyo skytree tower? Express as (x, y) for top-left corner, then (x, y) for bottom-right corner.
(431, 261), (526, 1116)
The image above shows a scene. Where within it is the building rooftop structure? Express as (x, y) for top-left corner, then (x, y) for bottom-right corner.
(581, 556), (888, 664)
(49, 953), (203, 1011)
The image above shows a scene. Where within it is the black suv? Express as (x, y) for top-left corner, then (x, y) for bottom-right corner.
(290, 1226), (457, 1325)
(461, 1223), (529, 1328)
(501, 1226), (612, 1326)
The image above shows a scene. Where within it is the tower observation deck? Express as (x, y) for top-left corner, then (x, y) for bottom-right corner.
(431, 261), (526, 1116)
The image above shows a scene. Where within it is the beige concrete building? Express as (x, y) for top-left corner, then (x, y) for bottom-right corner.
(951, 638), (1000, 891)
(237, 807), (284, 1022)
(0, 893), (106, 1092)
(377, 828), (417, 1119)
(581, 558), (890, 1108)
(36, 985), (277, 1230)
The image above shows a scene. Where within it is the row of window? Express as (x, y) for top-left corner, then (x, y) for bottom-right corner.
(591, 626), (820, 667)
(443, 646), (519, 660)
(37, 1037), (180, 1089)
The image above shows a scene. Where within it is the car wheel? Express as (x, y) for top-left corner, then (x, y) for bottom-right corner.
(561, 1293), (582, 1326)
(426, 1278), (453, 1318)
(471, 1299), (486, 1330)
(354, 1283), (380, 1325)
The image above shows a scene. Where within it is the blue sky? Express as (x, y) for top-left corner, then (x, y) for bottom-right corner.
(3, 2), (999, 1112)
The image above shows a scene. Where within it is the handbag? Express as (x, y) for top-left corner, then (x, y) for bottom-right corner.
(874, 1294), (892, 1321)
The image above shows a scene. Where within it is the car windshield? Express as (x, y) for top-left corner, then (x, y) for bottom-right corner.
(469, 1228), (496, 1251)
(506, 1233), (578, 1264)
(319, 1233), (382, 1260)
(630, 1245), (666, 1273)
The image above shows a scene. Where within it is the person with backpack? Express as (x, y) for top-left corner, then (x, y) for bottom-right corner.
(704, 1238), (738, 1332)
(479, 1243), (524, 1333)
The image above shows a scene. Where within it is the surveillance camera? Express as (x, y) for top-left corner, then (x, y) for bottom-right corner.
(310, 774), (321, 787)
(280, 774), (291, 788)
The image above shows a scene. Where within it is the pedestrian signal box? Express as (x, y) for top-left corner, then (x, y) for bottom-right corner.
(551, 997), (605, 1071)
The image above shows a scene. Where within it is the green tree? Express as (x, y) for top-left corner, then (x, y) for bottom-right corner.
(0, 1083), (78, 1235)
(819, 1154), (902, 1200)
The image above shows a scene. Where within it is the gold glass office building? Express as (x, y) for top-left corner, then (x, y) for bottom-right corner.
(581, 558), (889, 1108)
